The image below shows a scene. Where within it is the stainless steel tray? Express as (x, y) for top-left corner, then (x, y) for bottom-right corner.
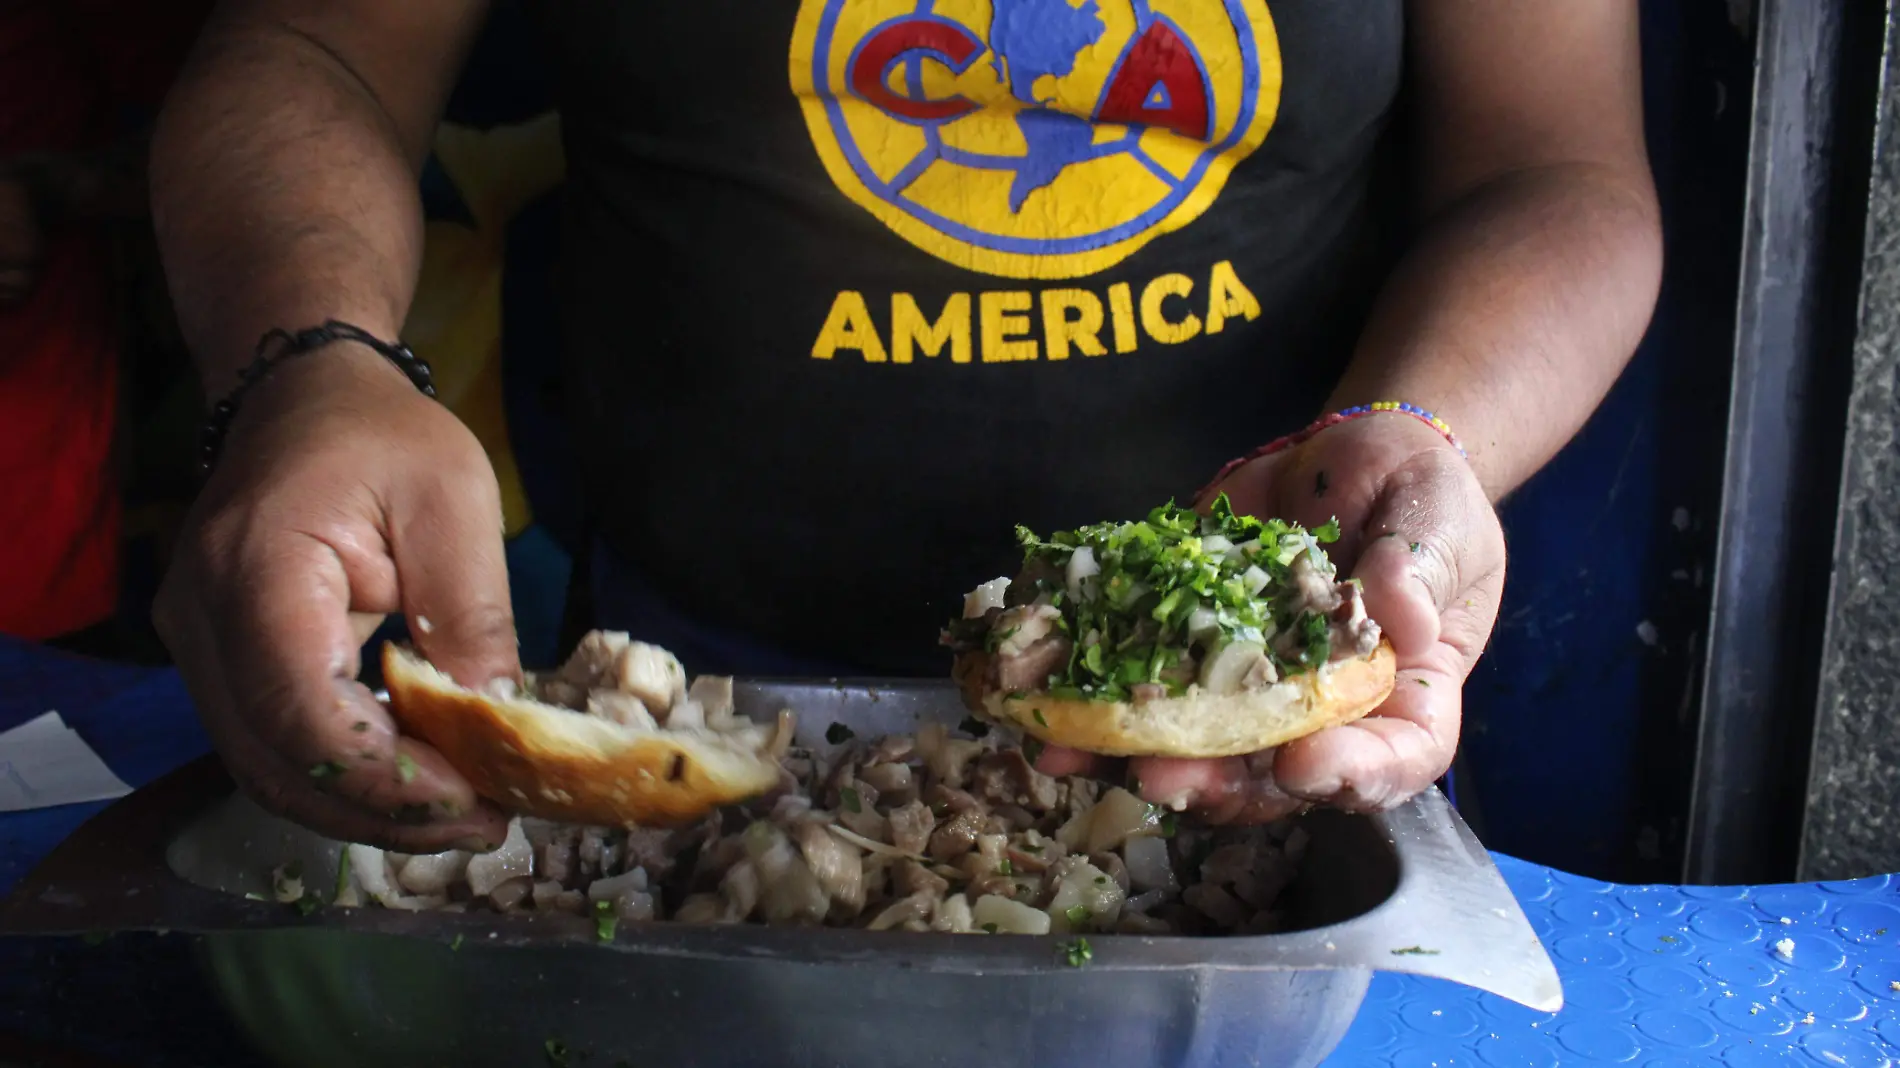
(0, 680), (1561, 1068)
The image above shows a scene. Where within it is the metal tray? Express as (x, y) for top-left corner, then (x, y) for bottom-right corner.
(1, 680), (1561, 1068)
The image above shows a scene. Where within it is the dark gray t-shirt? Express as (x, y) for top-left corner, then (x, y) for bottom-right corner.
(535, 0), (1405, 672)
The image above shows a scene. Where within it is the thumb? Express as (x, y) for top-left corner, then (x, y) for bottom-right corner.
(388, 458), (522, 688)
(1351, 531), (1449, 663)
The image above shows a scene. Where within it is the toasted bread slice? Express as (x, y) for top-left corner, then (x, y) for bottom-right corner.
(381, 641), (785, 828)
(953, 639), (1397, 758)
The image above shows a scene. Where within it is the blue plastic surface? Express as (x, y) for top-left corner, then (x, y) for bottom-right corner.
(1, 635), (1896, 1067)
(1329, 864), (1900, 1067)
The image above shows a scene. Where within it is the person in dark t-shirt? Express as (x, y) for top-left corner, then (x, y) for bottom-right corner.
(148, 2), (1660, 850)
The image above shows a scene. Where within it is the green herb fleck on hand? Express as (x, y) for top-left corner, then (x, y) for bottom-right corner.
(1409, 542), (1421, 553)
(1416, 678), (1430, 687)
(824, 722), (855, 745)
(395, 752), (418, 784)
(350, 721), (370, 733)
(1059, 937), (1094, 967)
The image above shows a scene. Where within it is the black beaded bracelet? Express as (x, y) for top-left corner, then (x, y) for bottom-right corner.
(200, 320), (437, 475)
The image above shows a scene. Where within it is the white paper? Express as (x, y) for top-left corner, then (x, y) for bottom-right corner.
(0, 710), (69, 747)
(0, 710), (133, 813)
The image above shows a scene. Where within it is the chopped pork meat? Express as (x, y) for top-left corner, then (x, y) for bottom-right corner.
(308, 717), (1302, 937)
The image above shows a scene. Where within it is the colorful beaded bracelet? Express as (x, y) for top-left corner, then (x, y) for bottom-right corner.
(1199, 401), (1467, 499)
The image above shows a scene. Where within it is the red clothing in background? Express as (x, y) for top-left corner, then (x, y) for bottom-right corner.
(0, 2), (208, 641)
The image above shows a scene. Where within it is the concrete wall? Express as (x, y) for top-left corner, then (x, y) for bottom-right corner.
(1801, 0), (1900, 881)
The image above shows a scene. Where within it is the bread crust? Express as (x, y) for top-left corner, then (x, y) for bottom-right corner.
(953, 640), (1398, 758)
(381, 643), (781, 828)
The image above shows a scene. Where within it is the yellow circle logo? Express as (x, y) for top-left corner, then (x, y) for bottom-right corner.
(789, 0), (1282, 281)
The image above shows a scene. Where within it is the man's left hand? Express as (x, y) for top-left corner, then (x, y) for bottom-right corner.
(1039, 413), (1506, 823)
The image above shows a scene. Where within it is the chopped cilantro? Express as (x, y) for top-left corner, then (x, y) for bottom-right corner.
(1416, 678), (1431, 687)
(1031, 708), (1048, 727)
(1297, 611), (1332, 669)
(840, 786), (863, 814)
(996, 858), (1014, 876)
(1409, 542), (1421, 554)
(1159, 812), (1179, 838)
(1059, 937), (1094, 967)
(450, 934), (464, 951)
(1065, 905), (1092, 925)
(824, 723), (855, 745)
(395, 752), (418, 784)
(970, 496), (1348, 699)
(1021, 842), (1044, 854)
(335, 848), (353, 903)
(595, 900), (617, 943)
(1390, 946), (1440, 956)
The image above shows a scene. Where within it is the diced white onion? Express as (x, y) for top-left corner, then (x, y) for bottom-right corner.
(972, 894), (1052, 935)
(1066, 546), (1101, 602)
(963, 578), (1011, 619)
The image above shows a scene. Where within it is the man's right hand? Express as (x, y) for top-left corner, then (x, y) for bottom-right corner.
(155, 342), (516, 853)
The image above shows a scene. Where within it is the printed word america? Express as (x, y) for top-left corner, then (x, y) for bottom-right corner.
(811, 261), (1261, 364)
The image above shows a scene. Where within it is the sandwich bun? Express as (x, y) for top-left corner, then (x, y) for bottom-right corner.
(952, 639), (1397, 759)
(381, 636), (789, 829)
